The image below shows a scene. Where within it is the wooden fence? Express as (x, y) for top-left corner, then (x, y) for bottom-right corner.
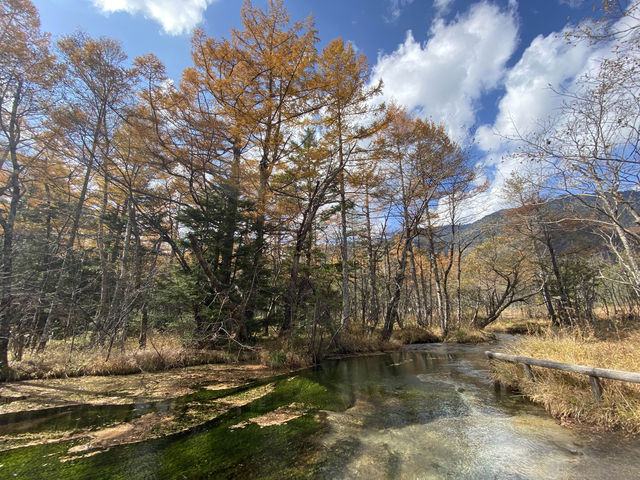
(485, 351), (640, 401)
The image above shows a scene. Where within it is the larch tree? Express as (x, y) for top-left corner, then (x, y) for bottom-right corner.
(377, 110), (469, 339)
(37, 32), (135, 351)
(0, 0), (55, 377)
(317, 37), (384, 329)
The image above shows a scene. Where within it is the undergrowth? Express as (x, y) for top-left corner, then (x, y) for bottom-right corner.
(445, 327), (494, 343)
(390, 325), (441, 345)
(485, 317), (550, 335)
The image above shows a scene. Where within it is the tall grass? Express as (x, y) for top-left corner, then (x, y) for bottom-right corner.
(9, 334), (235, 380)
(390, 325), (441, 345)
(492, 328), (640, 434)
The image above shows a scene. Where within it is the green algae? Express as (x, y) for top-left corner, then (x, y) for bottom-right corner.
(0, 375), (344, 479)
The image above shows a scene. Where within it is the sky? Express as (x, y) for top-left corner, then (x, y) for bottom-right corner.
(32, 0), (613, 222)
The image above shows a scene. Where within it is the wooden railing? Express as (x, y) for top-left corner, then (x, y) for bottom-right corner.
(485, 351), (640, 402)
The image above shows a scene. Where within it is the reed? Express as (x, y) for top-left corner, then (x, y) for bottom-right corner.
(492, 328), (640, 434)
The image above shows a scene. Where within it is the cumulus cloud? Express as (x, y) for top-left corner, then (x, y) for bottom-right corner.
(475, 30), (597, 151)
(372, 2), (518, 142)
(466, 28), (614, 221)
(375, 2), (628, 222)
(91, 0), (215, 35)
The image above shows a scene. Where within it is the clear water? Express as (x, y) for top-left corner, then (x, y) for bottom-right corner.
(1, 339), (639, 479)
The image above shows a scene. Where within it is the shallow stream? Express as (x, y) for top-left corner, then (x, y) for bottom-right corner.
(1, 338), (639, 479)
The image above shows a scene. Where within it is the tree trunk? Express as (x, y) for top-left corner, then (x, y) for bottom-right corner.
(381, 233), (412, 340)
(339, 172), (350, 328)
(220, 145), (241, 285)
(93, 166), (110, 340)
(427, 225), (447, 335)
(543, 225), (573, 325)
(38, 105), (105, 351)
(365, 187), (380, 330)
(0, 87), (23, 377)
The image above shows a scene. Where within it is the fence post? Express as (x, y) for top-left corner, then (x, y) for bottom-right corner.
(589, 376), (603, 402)
(523, 363), (534, 381)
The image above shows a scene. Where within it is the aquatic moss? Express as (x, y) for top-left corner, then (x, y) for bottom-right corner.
(0, 375), (347, 479)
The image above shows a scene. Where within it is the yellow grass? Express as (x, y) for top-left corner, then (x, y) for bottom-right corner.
(339, 330), (395, 352)
(444, 327), (495, 343)
(390, 325), (441, 345)
(492, 328), (640, 434)
(10, 333), (234, 380)
(485, 317), (550, 335)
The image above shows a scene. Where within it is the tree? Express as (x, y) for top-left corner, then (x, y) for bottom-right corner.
(317, 37), (383, 329)
(423, 149), (477, 333)
(468, 234), (538, 329)
(376, 108), (468, 339)
(270, 129), (341, 333)
(518, 1), (640, 300)
(504, 173), (577, 325)
(0, 0), (55, 377)
(36, 32), (135, 350)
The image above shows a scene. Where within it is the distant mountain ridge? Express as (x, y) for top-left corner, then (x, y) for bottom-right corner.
(444, 191), (640, 254)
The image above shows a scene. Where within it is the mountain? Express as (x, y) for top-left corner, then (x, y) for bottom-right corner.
(441, 191), (640, 255)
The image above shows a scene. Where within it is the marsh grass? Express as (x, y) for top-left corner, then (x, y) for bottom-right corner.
(491, 327), (640, 434)
(444, 327), (495, 343)
(485, 317), (550, 335)
(9, 333), (235, 380)
(390, 326), (441, 345)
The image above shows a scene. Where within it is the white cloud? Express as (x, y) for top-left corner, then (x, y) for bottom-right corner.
(433, 0), (454, 17)
(388, 0), (415, 22)
(467, 26), (617, 222)
(91, 0), (215, 35)
(372, 2), (518, 142)
(475, 30), (597, 151)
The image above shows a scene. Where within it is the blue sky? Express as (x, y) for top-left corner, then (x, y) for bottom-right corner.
(32, 0), (609, 220)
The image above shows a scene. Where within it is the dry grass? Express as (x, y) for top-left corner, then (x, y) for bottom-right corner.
(257, 347), (311, 369)
(390, 325), (441, 345)
(255, 335), (315, 369)
(9, 334), (235, 380)
(444, 327), (495, 343)
(332, 329), (395, 354)
(491, 328), (640, 434)
(485, 317), (550, 335)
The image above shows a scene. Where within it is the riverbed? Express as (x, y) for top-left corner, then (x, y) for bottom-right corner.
(1, 338), (639, 479)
